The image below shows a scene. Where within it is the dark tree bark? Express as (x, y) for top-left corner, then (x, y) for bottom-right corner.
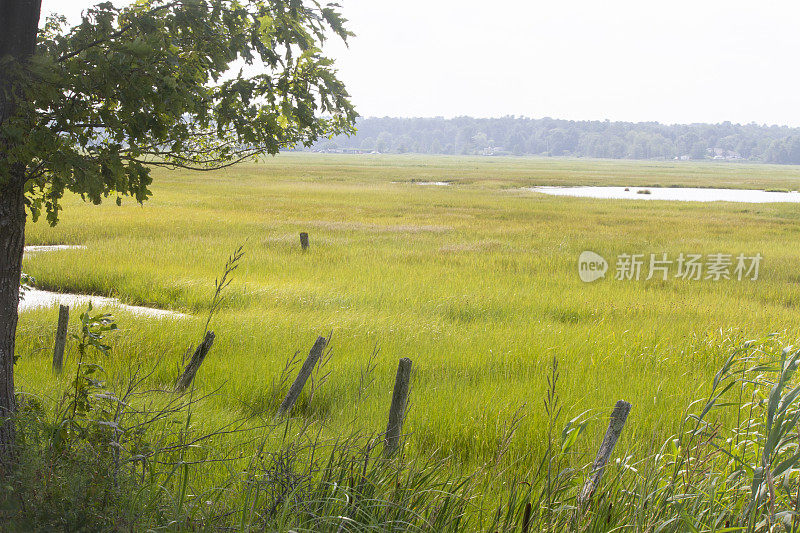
(0, 1), (42, 59)
(0, 0), (42, 470)
(0, 179), (25, 470)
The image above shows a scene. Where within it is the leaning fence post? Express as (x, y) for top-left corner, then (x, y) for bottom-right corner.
(277, 336), (327, 415)
(175, 331), (215, 392)
(299, 232), (309, 251)
(52, 304), (69, 373)
(384, 357), (413, 457)
(577, 400), (632, 507)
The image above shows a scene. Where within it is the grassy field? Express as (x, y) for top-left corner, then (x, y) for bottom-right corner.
(13, 153), (800, 527)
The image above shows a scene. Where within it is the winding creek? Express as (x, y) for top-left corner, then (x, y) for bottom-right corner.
(20, 245), (186, 319)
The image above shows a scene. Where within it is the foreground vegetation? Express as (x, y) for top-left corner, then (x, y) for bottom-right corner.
(7, 154), (800, 530)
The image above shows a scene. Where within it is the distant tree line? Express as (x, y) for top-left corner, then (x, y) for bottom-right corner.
(307, 116), (800, 164)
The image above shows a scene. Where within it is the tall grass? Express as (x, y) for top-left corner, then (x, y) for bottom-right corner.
(6, 327), (800, 531)
(11, 153), (800, 528)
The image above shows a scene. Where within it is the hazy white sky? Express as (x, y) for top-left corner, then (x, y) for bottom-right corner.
(40, 0), (800, 126)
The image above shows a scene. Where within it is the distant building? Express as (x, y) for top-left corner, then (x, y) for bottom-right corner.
(318, 148), (366, 154)
(481, 146), (509, 156)
(713, 148), (743, 160)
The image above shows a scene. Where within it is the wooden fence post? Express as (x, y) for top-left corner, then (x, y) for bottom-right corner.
(299, 232), (309, 251)
(277, 336), (327, 415)
(521, 501), (532, 533)
(175, 331), (215, 392)
(384, 357), (413, 457)
(577, 400), (632, 507)
(52, 304), (69, 373)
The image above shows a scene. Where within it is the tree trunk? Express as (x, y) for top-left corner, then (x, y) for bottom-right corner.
(0, 0), (42, 471)
(0, 1), (42, 61)
(0, 180), (25, 471)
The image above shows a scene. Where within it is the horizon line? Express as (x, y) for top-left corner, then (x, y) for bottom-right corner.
(353, 115), (800, 129)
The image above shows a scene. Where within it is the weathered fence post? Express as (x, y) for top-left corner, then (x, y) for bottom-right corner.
(384, 357), (413, 457)
(521, 501), (532, 533)
(175, 331), (215, 392)
(299, 232), (309, 251)
(277, 336), (327, 415)
(52, 304), (69, 373)
(577, 400), (632, 507)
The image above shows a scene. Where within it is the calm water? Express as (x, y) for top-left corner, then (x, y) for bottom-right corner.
(19, 288), (186, 318)
(530, 186), (800, 203)
(20, 245), (185, 318)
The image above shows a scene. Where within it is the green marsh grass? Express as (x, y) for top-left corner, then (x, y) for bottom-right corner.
(11, 153), (800, 529)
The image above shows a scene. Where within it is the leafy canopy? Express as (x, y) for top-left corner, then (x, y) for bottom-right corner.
(1, 0), (357, 224)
